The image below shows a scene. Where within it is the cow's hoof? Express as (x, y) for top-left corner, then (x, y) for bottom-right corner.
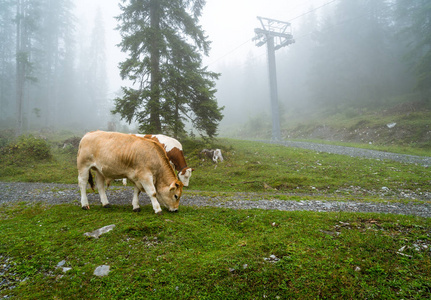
(156, 211), (163, 216)
(82, 205), (90, 210)
(133, 207), (141, 212)
(103, 204), (111, 208)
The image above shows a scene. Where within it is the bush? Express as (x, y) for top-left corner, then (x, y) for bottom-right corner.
(2, 134), (52, 162)
(0, 129), (15, 148)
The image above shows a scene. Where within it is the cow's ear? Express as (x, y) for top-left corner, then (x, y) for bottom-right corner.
(191, 168), (195, 172)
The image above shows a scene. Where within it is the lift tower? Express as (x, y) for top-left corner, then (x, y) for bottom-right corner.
(253, 17), (294, 141)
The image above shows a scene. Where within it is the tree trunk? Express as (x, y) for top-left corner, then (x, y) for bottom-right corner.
(15, 0), (24, 136)
(149, 0), (161, 132)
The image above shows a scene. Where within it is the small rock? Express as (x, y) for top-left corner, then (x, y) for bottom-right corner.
(93, 265), (110, 277)
(354, 266), (361, 272)
(57, 260), (66, 267)
(84, 224), (116, 239)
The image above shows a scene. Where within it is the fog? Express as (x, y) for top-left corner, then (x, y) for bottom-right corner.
(0, 0), (426, 137)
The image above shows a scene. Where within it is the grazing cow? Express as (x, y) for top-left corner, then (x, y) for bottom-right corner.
(135, 134), (194, 186)
(77, 131), (183, 214)
(201, 148), (224, 163)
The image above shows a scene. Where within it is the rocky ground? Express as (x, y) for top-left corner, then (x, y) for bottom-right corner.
(1, 181), (430, 218)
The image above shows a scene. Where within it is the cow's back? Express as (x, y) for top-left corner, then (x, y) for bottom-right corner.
(141, 134), (182, 152)
(78, 131), (173, 179)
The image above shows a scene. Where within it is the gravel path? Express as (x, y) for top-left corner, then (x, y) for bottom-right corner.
(258, 139), (431, 166)
(1, 181), (430, 218)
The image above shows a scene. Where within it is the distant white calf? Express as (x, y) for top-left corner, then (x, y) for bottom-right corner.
(201, 149), (224, 163)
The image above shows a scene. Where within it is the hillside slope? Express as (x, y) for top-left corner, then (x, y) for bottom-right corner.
(223, 101), (431, 151)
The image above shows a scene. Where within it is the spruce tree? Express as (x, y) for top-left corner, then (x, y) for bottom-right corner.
(396, 0), (431, 101)
(114, 0), (223, 138)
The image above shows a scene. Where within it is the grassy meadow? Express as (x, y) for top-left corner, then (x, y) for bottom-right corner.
(1, 203), (430, 299)
(0, 132), (430, 298)
(0, 134), (430, 200)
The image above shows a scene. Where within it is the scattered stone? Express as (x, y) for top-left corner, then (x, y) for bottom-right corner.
(84, 224), (116, 239)
(320, 229), (341, 236)
(56, 260), (72, 273)
(387, 122), (397, 129)
(354, 266), (361, 272)
(57, 260), (66, 267)
(93, 265), (110, 277)
(264, 255), (280, 263)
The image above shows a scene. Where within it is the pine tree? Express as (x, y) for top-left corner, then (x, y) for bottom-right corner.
(308, 0), (402, 110)
(0, 0), (16, 123)
(35, 0), (76, 127)
(15, 0), (40, 134)
(88, 7), (108, 125)
(396, 0), (431, 101)
(114, 0), (223, 138)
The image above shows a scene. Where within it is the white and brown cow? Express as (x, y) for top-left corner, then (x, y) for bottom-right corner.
(135, 134), (194, 186)
(77, 131), (183, 214)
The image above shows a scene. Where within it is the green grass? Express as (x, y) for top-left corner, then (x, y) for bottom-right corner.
(1, 134), (431, 298)
(1, 202), (430, 299)
(1, 138), (430, 202)
(186, 139), (431, 197)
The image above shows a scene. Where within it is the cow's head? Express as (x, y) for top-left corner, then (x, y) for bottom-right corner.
(178, 167), (194, 187)
(157, 180), (183, 212)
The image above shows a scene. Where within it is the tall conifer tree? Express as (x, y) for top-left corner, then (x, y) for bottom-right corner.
(114, 0), (223, 137)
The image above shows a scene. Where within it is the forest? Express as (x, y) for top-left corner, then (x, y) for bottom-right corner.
(0, 0), (430, 138)
(217, 0), (431, 132)
(0, 0), (116, 135)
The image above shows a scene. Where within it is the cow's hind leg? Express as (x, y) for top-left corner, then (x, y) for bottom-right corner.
(132, 185), (141, 212)
(95, 171), (110, 208)
(78, 169), (90, 210)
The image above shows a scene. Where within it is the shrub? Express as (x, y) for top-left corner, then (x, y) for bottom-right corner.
(0, 129), (15, 148)
(2, 134), (52, 161)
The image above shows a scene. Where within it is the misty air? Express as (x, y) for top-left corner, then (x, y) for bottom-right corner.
(1, 1), (431, 299)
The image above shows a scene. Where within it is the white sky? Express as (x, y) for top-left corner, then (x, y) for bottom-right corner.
(74, 0), (329, 94)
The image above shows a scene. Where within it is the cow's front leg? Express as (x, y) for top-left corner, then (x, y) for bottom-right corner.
(78, 170), (90, 210)
(95, 171), (110, 208)
(139, 177), (162, 215)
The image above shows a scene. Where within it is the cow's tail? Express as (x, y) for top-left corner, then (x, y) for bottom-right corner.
(88, 170), (95, 191)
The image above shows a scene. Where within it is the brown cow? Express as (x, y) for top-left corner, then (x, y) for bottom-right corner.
(135, 134), (194, 186)
(77, 131), (183, 214)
